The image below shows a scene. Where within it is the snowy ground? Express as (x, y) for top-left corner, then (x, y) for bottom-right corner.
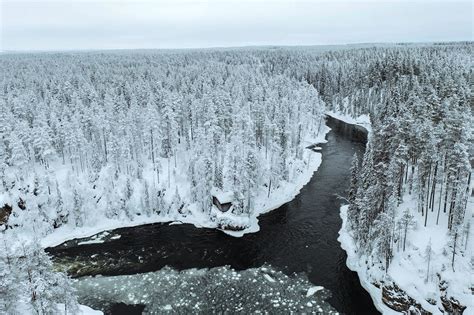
(332, 111), (473, 314)
(223, 124), (331, 237)
(13, 303), (102, 315)
(37, 124), (331, 248)
(339, 205), (404, 314)
(72, 265), (337, 314)
(339, 200), (473, 315)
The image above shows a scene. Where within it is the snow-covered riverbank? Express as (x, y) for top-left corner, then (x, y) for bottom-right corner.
(1, 50), (329, 250)
(13, 303), (102, 315)
(339, 202), (473, 314)
(325, 111), (372, 134)
(338, 205), (398, 314)
(334, 112), (473, 314)
(37, 124), (331, 247)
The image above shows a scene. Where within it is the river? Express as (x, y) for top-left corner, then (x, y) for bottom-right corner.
(47, 116), (378, 314)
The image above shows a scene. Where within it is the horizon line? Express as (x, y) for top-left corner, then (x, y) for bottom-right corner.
(1, 39), (472, 54)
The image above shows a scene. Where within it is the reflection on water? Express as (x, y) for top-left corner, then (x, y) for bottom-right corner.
(74, 265), (338, 314)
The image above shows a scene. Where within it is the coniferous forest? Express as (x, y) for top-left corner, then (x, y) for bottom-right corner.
(0, 42), (472, 314)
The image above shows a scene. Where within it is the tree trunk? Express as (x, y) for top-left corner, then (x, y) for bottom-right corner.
(451, 232), (457, 272)
(448, 173), (460, 230)
(424, 196), (429, 227)
(443, 184), (449, 213)
(103, 128), (108, 163)
(150, 130), (155, 164)
(168, 157), (171, 188)
(403, 226), (408, 252)
(425, 163), (432, 216)
(426, 247), (431, 283)
(429, 162), (438, 212)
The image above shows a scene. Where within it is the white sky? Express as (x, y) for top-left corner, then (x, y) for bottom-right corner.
(1, 0), (472, 51)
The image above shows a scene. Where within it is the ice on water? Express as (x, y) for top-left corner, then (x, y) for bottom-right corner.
(74, 265), (338, 314)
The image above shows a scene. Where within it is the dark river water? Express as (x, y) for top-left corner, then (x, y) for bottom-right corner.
(48, 116), (378, 315)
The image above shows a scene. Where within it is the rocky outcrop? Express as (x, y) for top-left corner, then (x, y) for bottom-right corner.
(439, 278), (467, 314)
(0, 203), (13, 227)
(382, 283), (431, 314)
(17, 197), (26, 210)
(440, 296), (466, 315)
(381, 280), (468, 315)
(217, 222), (246, 231)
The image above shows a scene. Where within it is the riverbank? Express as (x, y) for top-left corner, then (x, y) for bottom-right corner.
(326, 111), (371, 134)
(11, 303), (102, 315)
(339, 203), (473, 314)
(39, 124), (331, 248)
(326, 113), (397, 314)
(334, 112), (473, 314)
(339, 205), (400, 314)
(329, 112), (401, 313)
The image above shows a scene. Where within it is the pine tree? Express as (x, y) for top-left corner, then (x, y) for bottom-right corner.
(53, 183), (68, 228)
(171, 188), (184, 215)
(0, 139), (7, 189)
(0, 239), (21, 314)
(371, 210), (394, 271)
(32, 111), (55, 165)
(399, 208), (416, 252)
(424, 239), (433, 283)
(20, 240), (79, 315)
(72, 189), (84, 227)
(9, 131), (28, 167)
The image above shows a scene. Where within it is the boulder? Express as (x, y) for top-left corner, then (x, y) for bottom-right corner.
(0, 204), (12, 226)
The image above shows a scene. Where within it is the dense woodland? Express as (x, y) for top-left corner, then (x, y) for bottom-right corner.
(335, 44), (472, 273)
(0, 42), (472, 313)
(0, 50), (325, 231)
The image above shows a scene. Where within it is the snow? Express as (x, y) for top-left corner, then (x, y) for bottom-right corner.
(32, 124), (332, 247)
(211, 188), (234, 204)
(14, 303), (103, 315)
(263, 274), (276, 283)
(338, 205), (400, 315)
(306, 286), (324, 297)
(339, 200), (474, 315)
(77, 232), (110, 245)
(2, 52), (331, 253)
(69, 304), (103, 315)
(77, 239), (105, 245)
(221, 124), (331, 237)
(333, 106), (473, 314)
(168, 221), (183, 225)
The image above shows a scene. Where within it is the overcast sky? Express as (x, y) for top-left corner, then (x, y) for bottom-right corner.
(1, 0), (472, 51)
